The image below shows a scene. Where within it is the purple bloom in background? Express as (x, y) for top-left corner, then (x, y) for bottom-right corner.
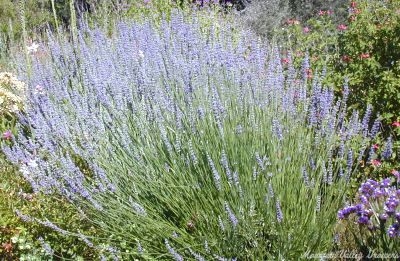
(382, 136), (393, 160)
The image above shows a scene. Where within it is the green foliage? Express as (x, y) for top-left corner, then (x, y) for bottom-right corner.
(0, 0), (52, 40)
(332, 0), (400, 123)
(237, 0), (291, 39)
(0, 153), (99, 259)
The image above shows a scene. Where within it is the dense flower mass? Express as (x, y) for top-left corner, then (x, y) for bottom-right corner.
(2, 11), (382, 259)
(0, 72), (26, 115)
(338, 178), (400, 238)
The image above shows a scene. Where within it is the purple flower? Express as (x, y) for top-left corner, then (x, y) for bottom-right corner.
(164, 239), (183, 261)
(382, 136), (393, 160)
(224, 202), (238, 228)
(384, 196), (399, 214)
(338, 205), (357, 219)
(358, 215), (370, 225)
(379, 213), (389, 222)
(387, 223), (400, 238)
(276, 199), (283, 223)
(380, 178), (392, 188)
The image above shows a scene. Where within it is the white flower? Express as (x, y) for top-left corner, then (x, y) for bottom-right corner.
(27, 42), (39, 54)
(27, 159), (38, 168)
(138, 50), (144, 59)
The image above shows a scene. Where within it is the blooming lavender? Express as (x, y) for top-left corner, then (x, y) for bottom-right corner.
(224, 201), (239, 228)
(1, 9), (383, 260)
(165, 239), (184, 261)
(38, 237), (54, 256)
(382, 136), (393, 160)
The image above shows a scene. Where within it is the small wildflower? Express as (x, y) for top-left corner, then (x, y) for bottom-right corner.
(370, 159), (381, 167)
(303, 27), (310, 33)
(360, 53), (370, 59)
(305, 68), (313, 79)
(286, 19), (300, 25)
(281, 58), (290, 65)
(2, 130), (12, 140)
(372, 144), (379, 150)
(350, 1), (357, 8)
(337, 24), (348, 31)
(341, 55), (352, 63)
(27, 42), (40, 54)
(392, 121), (400, 127)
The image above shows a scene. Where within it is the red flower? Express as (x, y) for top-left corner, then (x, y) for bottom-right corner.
(392, 121), (400, 127)
(2, 242), (13, 253)
(2, 130), (12, 140)
(360, 53), (370, 59)
(337, 24), (348, 31)
(372, 144), (380, 150)
(350, 1), (357, 8)
(371, 159), (382, 166)
(341, 55), (352, 63)
(281, 58), (290, 64)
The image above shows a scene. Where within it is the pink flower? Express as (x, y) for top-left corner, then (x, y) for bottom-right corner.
(2, 130), (12, 140)
(371, 159), (382, 167)
(305, 69), (313, 79)
(372, 144), (380, 150)
(281, 58), (290, 65)
(318, 10), (333, 16)
(341, 55), (352, 63)
(360, 53), (370, 59)
(350, 1), (357, 8)
(286, 19), (300, 26)
(303, 27), (310, 33)
(337, 24), (348, 31)
(392, 121), (400, 127)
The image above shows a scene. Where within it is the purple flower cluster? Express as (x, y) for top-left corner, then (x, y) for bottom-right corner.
(338, 178), (400, 238)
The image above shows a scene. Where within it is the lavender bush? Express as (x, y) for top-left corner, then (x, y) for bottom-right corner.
(2, 10), (381, 259)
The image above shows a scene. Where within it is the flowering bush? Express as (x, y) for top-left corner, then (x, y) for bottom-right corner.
(2, 10), (382, 259)
(332, 0), (400, 124)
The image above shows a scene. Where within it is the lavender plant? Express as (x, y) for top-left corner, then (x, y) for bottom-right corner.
(3, 10), (380, 259)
